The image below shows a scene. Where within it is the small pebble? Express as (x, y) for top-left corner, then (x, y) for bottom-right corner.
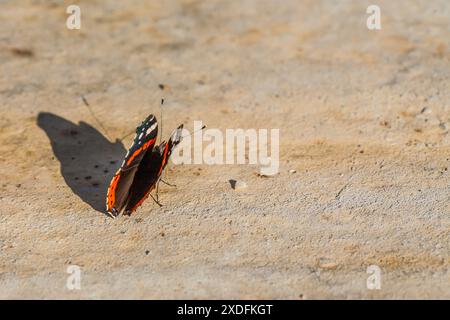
(289, 169), (296, 174)
(230, 180), (247, 190)
(420, 107), (431, 114)
(319, 262), (338, 270)
(318, 257), (338, 270)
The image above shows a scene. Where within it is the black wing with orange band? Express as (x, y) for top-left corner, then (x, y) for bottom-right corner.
(123, 124), (184, 215)
(106, 115), (158, 217)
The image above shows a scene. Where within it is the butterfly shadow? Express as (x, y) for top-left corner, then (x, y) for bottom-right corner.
(37, 112), (126, 214)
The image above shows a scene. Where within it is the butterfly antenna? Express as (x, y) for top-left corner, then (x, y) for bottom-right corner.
(182, 124), (207, 139)
(159, 98), (164, 144)
(81, 95), (113, 142)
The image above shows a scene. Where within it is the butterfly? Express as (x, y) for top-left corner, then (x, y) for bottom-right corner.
(106, 114), (183, 218)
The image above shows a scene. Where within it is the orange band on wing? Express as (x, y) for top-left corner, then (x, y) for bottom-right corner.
(127, 144), (169, 214)
(126, 138), (156, 166)
(107, 138), (156, 212)
(107, 172), (121, 211)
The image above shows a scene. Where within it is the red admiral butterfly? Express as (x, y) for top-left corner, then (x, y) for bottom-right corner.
(106, 114), (183, 218)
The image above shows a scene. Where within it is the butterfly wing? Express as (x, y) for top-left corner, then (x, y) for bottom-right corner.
(158, 124), (184, 175)
(106, 115), (158, 217)
(123, 124), (183, 215)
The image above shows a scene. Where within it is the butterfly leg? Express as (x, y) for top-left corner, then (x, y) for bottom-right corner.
(160, 179), (177, 187)
(156, 180), (160, 202)
(149, 193), (163, 207)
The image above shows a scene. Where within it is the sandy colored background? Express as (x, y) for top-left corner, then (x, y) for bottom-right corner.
(0, 0), (449, 299)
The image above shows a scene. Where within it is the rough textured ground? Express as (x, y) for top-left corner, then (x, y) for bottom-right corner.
(0, 0), (449, 299)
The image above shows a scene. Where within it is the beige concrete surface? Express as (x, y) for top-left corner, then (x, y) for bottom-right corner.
(0, 0), (449, 298)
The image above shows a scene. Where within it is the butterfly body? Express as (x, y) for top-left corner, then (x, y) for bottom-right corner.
(106, 115), (183, 217)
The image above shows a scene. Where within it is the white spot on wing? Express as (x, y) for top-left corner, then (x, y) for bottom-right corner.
(146, 122), (157, 136)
